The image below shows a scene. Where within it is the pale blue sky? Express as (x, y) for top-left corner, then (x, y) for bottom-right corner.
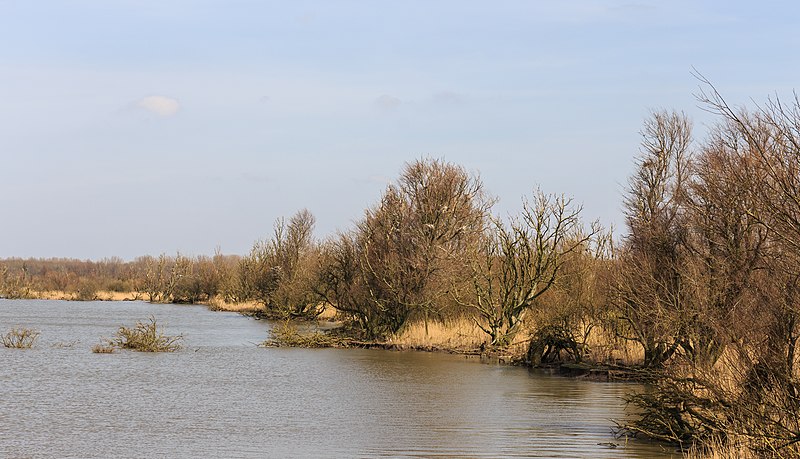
(1, 1), (798, 260)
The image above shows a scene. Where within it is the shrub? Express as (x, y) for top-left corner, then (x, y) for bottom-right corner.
(263, 321), (339, 348)
(112, 316), (182, 352)
(91, 343), (115, 353)
(1, 327), (40, 348)
(75, 278), (99, 301)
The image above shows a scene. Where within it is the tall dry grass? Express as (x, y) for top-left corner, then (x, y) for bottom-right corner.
(684, 438), (757, 459)
(206, 296), (262, 313)
(387, 317), (486, 351)
(582, 326), (645, 366)
(382, 316), (648, 364)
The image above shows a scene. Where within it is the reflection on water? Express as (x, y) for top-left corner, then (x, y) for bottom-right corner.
(0, 300), (677, 458)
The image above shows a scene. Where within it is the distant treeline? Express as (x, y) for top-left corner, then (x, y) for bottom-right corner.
(3, 84), (800, 456)
(0, 254), (240, 303)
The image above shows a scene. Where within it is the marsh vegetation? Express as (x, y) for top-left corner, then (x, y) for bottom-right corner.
(3, 83), (800, 457)
(110, 316), (183, 352)
(91, 342), (115, 354)
(264, 320), (342, 348)
(1, 327), (39, 349)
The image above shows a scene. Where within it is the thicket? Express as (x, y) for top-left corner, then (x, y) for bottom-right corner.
(612, 84), (800, 456)
(234, 209), (321, 319)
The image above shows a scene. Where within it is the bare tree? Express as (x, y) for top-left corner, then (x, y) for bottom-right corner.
(615, 109), (692, 368)
(528, 227), (613, 364)
(678, 123), (769, 366)
(242, 209), (320, 318)
(353, 159), (493, 337)
(315, 232), (381, 337)
(621, 84), (800, 454)
(314, 159), (495, 338)
(138, 253), (192, 303)
(453, 190), (593, 347)
(0, 264), (33, 299)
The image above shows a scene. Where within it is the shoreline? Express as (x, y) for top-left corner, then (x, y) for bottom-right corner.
(4, 292), (644, 382)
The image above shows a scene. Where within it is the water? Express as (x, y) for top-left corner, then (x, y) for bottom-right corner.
(0, 299), (677, 458)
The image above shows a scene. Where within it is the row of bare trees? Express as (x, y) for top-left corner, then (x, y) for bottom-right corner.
(615, 83), (800, 454)
(0, 257), (134, 300)
(2, 158), (600, 349)
(5, 95), (798, 453)
(0, 253), (240, 303)
(313, 159), (600, 346)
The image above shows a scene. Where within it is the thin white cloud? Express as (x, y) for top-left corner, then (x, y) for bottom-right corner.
(136, 95), (180, 116)
(374, 94), (402, 111)
(431, 91), (464, 106)
(296, 11), (317, 24)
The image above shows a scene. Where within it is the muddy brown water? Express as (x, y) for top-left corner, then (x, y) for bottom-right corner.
(0, 299), (677, 458)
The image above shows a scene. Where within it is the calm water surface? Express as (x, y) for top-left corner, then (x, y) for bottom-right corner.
(0, 299), (676, 458)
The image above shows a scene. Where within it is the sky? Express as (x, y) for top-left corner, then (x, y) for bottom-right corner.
(1, 1), (799, 260)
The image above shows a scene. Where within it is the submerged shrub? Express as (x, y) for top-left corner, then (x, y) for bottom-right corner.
(91, 343), (115, 353)
(1, 327), (40, 348)
(264, 321), (339, 348)
(112, 316), (183, 352)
